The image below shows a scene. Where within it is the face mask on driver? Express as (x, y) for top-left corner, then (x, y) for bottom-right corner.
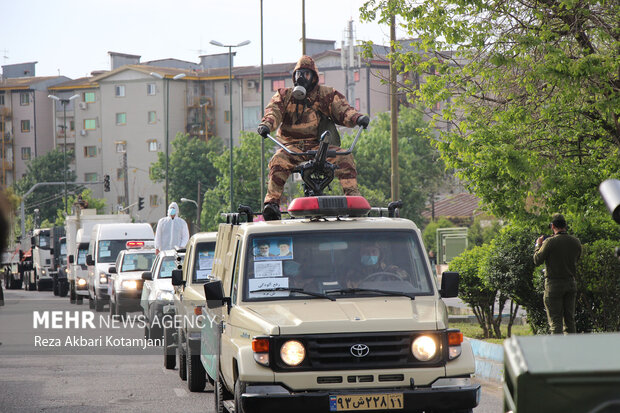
(361, 255), (379, 266)
(292, 69), (314, 100)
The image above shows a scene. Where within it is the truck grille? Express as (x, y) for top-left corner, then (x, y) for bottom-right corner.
(271, 332), (445, 371)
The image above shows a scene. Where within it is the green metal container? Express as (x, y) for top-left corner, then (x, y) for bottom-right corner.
(503, 334), (620, 413)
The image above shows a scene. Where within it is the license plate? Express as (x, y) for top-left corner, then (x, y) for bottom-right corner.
(329, 393), (404, 411)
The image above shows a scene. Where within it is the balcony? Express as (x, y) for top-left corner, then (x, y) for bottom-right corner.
(1, 132), (12, 143)
(0, 107), (11, 118)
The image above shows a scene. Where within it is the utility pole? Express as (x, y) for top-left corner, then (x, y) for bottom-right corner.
(196, 181), (202, 231)
(302, 0), (306, 55)
(122, 152), (129, 208)
(390, 10), (400, 202)
(260, 0), (265, 204)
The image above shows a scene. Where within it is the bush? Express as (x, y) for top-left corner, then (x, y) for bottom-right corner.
(575, 239), (620, 332)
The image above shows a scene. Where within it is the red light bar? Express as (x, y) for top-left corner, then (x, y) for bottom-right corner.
(287, 196), (370, 218)
(126, 241), (145, 249)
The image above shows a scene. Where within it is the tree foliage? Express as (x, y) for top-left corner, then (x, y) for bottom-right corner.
(150, 133), (224, 228)
(13, 148), (76, 227)
(361, 0), (620, 224)
(340, 106), (447, 223)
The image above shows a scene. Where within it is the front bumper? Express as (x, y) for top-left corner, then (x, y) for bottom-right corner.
(243, 382), (480, 413)
(116, 289), (143, 310)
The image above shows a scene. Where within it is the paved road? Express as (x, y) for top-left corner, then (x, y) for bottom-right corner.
(0, 287), (502, 413)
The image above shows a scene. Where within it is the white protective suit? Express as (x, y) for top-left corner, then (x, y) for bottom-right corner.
(154, 202), (190, 251)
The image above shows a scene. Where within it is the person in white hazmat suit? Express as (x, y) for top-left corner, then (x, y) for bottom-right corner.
(154, 202), (190, 254)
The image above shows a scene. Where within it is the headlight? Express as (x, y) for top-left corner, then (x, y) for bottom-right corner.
(99, 272), (108, 284)
(411, 335), (437, 361)
(280, 340), (305, 366)
(122, 280), (138, 289)
(156, 291), (174, 301)
(42, 269), (46, 275)
(77, 278), (87, 286)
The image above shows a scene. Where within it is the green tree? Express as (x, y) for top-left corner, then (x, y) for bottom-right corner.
(341, 106), (447, 223)
(361, 0), (620, 224)
(202, 132), (276, 230)
(422, 217), (454, 254)
(14, 149), (76, 227)
(150, 133), (224, 229)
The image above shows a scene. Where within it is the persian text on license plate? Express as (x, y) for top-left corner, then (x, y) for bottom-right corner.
(329, 393), (404, 411)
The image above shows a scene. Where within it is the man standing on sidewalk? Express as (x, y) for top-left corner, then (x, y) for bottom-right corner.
(533, 213), (582, 334)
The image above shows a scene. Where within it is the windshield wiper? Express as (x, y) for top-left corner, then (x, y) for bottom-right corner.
(252, 287), (336, 301)
(325, 288), (415, 300)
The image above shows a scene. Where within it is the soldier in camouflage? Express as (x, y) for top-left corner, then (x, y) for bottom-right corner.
(257, 55), (370, 220)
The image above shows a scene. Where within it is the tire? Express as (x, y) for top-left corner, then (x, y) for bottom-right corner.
(88, 295), (95, 309)
(144, 325), (151, 340)
(163, 327), (176, 369)
(214, 374), (232, 413)
(76, 295), (83, 305)
(94, 295), (104, 312)
(178, 331), (187, 381)
(59, 281), (69, 297)
(70, 283), (76, 304)
(234, 378), (247, 413)
(53, 278), (59, 296)
(186, 341), (207, 392)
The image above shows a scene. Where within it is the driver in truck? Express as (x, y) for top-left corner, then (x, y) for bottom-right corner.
(257, 55), (370, 221)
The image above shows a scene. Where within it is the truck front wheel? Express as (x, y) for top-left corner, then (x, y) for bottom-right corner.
(178, 330), (187, 381)
(186, 342), (206, 392)
(163, 327), (176, 369)
(234, 378), (247, 413)
(215, 374), (232, 413)
(69, 282), (76, 303)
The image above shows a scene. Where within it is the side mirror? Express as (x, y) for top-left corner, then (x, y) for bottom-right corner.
(440, 271), (459, 298)
(68, 255), (75, 264)
(171, 269), (185, 286)
(86, 254), (94, 266)
(108, 266), (117, 274)
(141, 271), (153, 281)
(204, 280), (227, 309)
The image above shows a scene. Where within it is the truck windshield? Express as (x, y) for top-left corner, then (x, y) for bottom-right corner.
(193, 241), (216, 283)
(243, 230), (433, 301)
(158, 256), (176, 279)
(120, 252), (156, 272)
(97, 239), (149, 263)
(60, 241), (67, 257)
(37, 232), (50, 249)
(77, 243), (89, 265)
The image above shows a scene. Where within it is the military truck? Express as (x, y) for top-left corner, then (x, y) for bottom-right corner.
(26, 228), (53, 291)
(168, 232), (217, 392)
(50, 226), (68, 296)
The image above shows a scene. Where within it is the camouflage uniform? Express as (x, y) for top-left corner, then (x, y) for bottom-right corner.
(259, 56), (363, 205)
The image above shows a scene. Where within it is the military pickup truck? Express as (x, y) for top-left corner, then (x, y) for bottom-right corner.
(169, 232), (217, 392)
(200, 196), (480, 413)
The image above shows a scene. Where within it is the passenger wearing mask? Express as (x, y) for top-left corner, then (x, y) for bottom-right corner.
(154, 202), (189, 254)
(257, 55), (370, 221)
(346, 243), (407, 288)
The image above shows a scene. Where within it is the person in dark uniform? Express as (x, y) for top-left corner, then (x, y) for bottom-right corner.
(533, 213), (582, 334)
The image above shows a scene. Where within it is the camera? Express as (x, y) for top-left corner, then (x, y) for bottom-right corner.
(599, 179), (620, 224)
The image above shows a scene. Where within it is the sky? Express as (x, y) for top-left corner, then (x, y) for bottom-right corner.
(1, 0), (396, 80)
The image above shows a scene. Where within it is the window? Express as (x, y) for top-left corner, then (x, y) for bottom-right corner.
(116, 113), (126, 125)
(21, 147), (31, 160)
(116, 168), (125, 180)
(21, 120), (30, 132)
(355, 98), (360, 111)
(83, 92), (96, 103)
(115, 85), (125, 97)
(224, 83), (230, 95)
(225, 110), (230, 123)
(148, 111), (156, 124)
(20, 92), (30, 106)
(0, 94), (4, 105)
(85, 172), (98, 182)
(318, 73), (325, 85)
(147, 83), (156, 95)
(70, 120), (75, 131)
(84, 146), (97, 157)
(272, 79), (285, 91)
(354, 70), (360, 82)
(115, 141), (126, 153)
(84, 119), (96, 130)
(148, 140), (158, 152)
(149, 194), (159, 207)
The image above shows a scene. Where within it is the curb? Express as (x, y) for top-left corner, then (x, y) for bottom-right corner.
(467, 338), (503, 383)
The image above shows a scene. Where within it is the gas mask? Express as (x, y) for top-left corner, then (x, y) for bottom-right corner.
(292, 69), (314, 100)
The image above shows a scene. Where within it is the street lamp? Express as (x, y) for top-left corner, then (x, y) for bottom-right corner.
(150, 72), (186, 208)
(180, 197), (200, 232)
(209, 39), (250, 212)
(48, 93), (80, 213)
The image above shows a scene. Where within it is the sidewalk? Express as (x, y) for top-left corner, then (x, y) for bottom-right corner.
(467, 338), (503, 383)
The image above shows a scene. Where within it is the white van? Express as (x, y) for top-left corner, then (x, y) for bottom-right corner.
(72, 229), (90, 302)
(86, 223), (154, 311)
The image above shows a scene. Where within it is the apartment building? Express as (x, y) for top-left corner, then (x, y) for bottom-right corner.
(0, 62), (70, 187)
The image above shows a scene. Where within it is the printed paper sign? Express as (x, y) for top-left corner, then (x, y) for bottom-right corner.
(249, 277), (289, 298)
(196, 269), (212, 280)
(254, 261), (283, 278)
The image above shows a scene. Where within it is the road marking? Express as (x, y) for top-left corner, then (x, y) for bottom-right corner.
(174, 388), (187, 397)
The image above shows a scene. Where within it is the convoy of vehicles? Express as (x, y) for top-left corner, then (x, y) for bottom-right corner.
(86, 223), (155, 312)
(140, 248), (184, 340)
(28, 228), (53, 291)
(169, 231), (217, 392)
(108, 241), (157, 318)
